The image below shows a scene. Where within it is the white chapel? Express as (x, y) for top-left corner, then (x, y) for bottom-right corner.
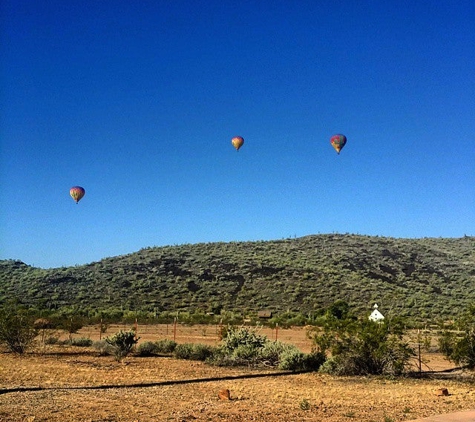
(369, 303), (385, 322)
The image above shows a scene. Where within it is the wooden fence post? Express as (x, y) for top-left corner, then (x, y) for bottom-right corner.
(173, 317), (177, 342)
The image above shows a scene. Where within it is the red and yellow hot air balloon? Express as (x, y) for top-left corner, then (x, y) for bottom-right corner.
(330, 134), (347, 154)
(231, 136), (244, 151)
(70, 186), (85, 204)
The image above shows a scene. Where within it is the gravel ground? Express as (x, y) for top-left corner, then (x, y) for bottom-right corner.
(1, 347), (474, 422)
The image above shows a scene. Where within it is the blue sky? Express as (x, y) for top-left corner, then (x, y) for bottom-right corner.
(1, 0), (474, 268)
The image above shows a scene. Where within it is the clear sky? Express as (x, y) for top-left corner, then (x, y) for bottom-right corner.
(1, 0), (474, 269)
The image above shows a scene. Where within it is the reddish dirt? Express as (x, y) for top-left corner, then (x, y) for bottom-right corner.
(410, 410), (475, 421)
(0, 325), (474, 422)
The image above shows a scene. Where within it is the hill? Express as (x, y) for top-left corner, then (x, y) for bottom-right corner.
(1, 234), (474, 322)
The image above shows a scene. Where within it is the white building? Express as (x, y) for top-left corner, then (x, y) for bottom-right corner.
(369, 304), (385, 322)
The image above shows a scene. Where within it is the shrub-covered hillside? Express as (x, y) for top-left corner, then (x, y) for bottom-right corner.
(1, 234), (474, 322)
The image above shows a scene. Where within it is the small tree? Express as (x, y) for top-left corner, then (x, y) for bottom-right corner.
(0, 308), (38, 354)
(51, 312), (85, 343)
(105, 330), (139, 361)
(310, 314), (414, 376)
(327, 300), (351, 320)
(34, 318), (52, 348)
(439, 304), (475, 369)
(65, 316), (86, 343)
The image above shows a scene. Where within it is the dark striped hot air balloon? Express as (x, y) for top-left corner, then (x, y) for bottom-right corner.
(70, 186), (85, 204)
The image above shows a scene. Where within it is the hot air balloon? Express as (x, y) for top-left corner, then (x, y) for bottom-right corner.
(70, 186), (85, 204)
(330, 134), (347, 154)
(231, 136), (244, 151)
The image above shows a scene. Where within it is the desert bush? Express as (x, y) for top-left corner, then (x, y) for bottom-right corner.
(105, 330), (139, 361)
(269, 312), (309, 328)
(208, 353), (246, 367)
(210, 326), (322, 370)
(57, 338), (74, 346)
(0, 308), (38, 354)
(44, 335), (60, 345)
(310, 316), (414, 376)
(439, 304), (475, 368)
(220, 326), (267, 355)
(318, 357), (339, 374)
(71, 337), (93, 347)
(302, 351), (326, 371)
(299, 398), (311, 411)
(190, 343), (215, 360)
(326, 300), (351, 320)
(154, 339), (177, 354)
(173, 343), (215, 361)
(211, 326), (268, 366)
(93, 340), (114, 356)
(173, 343), (194, 359)
(278, 349), (306, 370)
(136, 341), (159, 356)
(277, 348), (325, 371)
(259, 340), (294, 366)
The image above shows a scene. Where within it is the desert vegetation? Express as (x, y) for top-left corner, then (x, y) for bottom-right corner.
(2, 299), (475, 377)
(0, 235), (474, 324)
(1, 309), (474, 422)
(1, 235), (474, 420)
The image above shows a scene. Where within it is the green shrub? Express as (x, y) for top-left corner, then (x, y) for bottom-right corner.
(71, 337), (93, 347)
(299, 398), (311, 411)
(206, 327), (260, 366)
(209, 326), (322, 370)
(191, 343), (215, 361)
(0, 308), (38, 354)
(302, 351), (326, 371)
(439, 304), (475, 368)
(136, 341), (159, 356)
(232, 344), (259, 361)
(105, 330), (139, 361)
(136, 339), (177, 356)
(278, 349), (306, 370)
(93, 340), (114, 356)
(220, 326), (267, 355)
(44, 335), (60, 345)
(174, 343), (194, 359)
(207, 353), (244, 367)
(318, 357), (339, 374)
(311, 317), (414, 376)
(211, 327), (268, 367)
(277, 349), (325, 371)
(259, 341), (294, 366)
(154, 339), (177, 354)
(173, 343), (215, 361)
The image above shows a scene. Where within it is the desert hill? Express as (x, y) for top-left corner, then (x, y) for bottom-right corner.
(1, 234), (474, 322)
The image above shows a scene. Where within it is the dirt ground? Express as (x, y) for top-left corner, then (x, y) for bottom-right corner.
(0, 324), (474, 422)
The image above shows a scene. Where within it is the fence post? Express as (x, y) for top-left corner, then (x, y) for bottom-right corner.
(173, 317), (177, 342)
(418, 329), (422, 374)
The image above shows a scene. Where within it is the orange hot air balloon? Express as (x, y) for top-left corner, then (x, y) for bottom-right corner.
(70, 186), (85, 204)
(231, 136), (244, 151)
(330, 134), (347, 154)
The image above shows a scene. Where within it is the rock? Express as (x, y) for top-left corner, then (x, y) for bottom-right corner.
(218, 389), (231, 400)
(436, 388), (449, 396)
